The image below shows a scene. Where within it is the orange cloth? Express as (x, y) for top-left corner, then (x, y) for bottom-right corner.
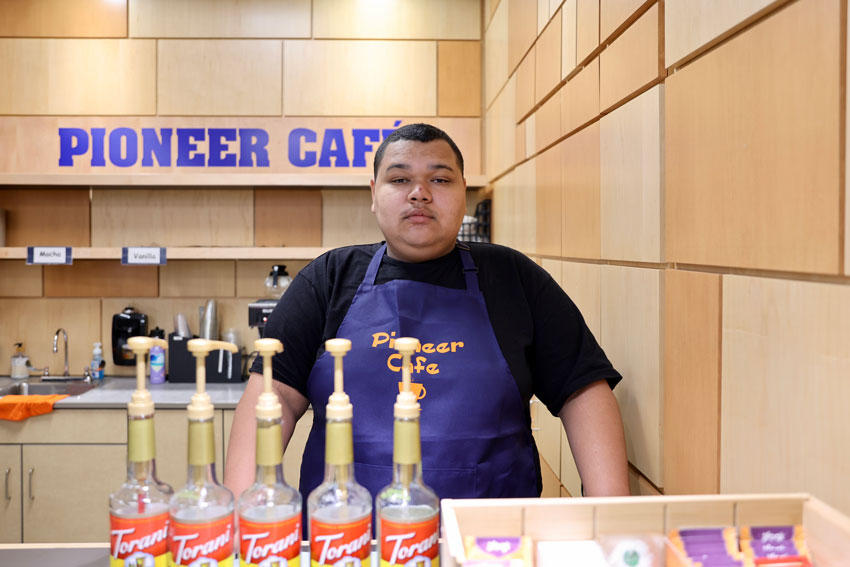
(0, 394), (69, 421)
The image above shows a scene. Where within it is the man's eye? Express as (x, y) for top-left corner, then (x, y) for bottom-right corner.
(391, 178), (408, 184)
(432, 178), (450, 184)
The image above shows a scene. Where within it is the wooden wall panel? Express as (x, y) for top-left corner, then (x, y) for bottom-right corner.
(321, 189), (384, 248)
(535, 9), (562, 104)
(561, 0), (577, 79)
(44, 261), (158, 298)
(159, 261), (235, 298)
(0, 0), (127, 38)
(101, 298), (256, 376)
(600, 84), (663, 262)
(847, 0), (850, 278)
(158, 40), (282, 116)
(561, 123), (600, 259)
(601, 0), (649, 40)
(508, 0), (537, 74)
(525, 114), (536, 159)
(666, 0), (841, 274)
(485, 75), (517, 179)
(0, 189), (90, 247)
(664, 269), (721, 495)
(0, 39), (155, 115)
(0, 262), (42, 297)
(601, 265), (663, 487)
(513, 159), (538, 254)
(491, 170), (517, 247)
(537, 0), (551, 34)
(560, 428), (582, 498)
(665, 0), (774, 68)
(235, 260), (310, 299)
(534, 89), (562, 152)
(254, 189), (322, 247)
(313, 0), (480, 40)
(485, 0), (510, 109)
(438, 41), (482, 117)
(560, 57), (599, 136)
(628, 468), (663, 496)
(0, 299), (100, 378)
(130, 0), (310, 38)
(721, 276), (850, 516)
(516, 45), (536, 121)
(599, 3), (660, 111)
(284, 40), (436, 117)
(576, 0), (600, 62)
(91, 189), (253, 247)
(560, 261), (601, 340)
(515, 121), (527, 164)
(536, 144), (562, 256)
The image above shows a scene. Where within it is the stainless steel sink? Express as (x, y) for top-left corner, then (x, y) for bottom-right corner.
(0, 380), (96, 396)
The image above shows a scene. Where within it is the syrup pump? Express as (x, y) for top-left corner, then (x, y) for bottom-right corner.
(376, 337), (440, 567)
(109, 336), (173, 566)
(307, 338), (372, 567)
(236, 338), (302, 566)
(168, 339), (238, 567)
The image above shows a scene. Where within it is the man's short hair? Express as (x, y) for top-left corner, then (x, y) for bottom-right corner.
(372, 123), (465, 178)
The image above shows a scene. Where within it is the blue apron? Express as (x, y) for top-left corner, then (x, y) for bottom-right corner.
(299, 243), (539, 503)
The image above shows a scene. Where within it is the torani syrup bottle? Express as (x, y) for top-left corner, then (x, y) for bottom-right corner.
(307, 339), (373, 566)
(237, 338), (302, 566)
(168, 339), (239, 567)
(110, 336), (173, 567)
(376, 338), (440, 567)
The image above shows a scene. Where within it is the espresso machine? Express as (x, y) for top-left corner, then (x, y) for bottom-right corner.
(248, 265), (291, 338)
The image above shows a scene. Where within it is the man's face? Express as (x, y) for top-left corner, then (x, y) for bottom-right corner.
(370, 139), (467, 263)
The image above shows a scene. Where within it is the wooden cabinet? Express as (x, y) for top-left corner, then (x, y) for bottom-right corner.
(155, 409), (224, 490)
(0, 444), (22, 543)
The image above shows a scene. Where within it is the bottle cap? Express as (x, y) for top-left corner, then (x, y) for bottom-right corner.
(187, 339), (238, 420)
(393, 337), (421, 419)
(325, 338), (353, 420)
(126, 336), (168, 416)
(254, 338), (283, 419)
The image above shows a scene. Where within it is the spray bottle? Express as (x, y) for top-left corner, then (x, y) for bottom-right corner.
(307, 338), (373, 567)
(169, 339), (238, 567)
(376, 337), (440, 567)
(236, 338), (302, 566)
(109, 336), (173, 567)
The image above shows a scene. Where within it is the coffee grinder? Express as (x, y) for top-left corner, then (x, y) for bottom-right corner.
(248, 265), (291, 338)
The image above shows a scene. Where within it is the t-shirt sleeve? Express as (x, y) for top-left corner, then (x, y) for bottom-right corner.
(248, 268), (326, 397)
(526, 266), (622, 416)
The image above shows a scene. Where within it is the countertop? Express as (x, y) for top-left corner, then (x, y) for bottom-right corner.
(0, 376), (247, 409)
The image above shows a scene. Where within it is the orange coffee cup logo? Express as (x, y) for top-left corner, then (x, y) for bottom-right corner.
(398, 382), (426, 400)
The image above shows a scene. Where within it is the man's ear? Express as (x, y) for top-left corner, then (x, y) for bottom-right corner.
(370, 179), (376, 213)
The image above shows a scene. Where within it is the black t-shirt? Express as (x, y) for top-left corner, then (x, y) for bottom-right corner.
(252, 242), (621, 417)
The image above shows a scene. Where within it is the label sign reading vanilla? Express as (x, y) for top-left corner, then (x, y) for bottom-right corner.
(239, 514), (301, 567)
(379, 515), (439, 567)
(169, 515), (235, 567)
(110, 512), (170, 567)
(310, 515), (371, 566)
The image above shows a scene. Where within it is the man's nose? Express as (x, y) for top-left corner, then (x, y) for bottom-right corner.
(408, 182), (432, 202)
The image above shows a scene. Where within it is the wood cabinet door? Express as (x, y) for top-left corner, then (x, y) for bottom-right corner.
(22, 444), (125, 543)
(0, 444), (22, 543)
(154, 409), (224, 490)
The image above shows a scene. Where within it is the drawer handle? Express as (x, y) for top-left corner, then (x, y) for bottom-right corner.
(530, 399), (542, 432)
(28, 468), (34, 501)
(3, 468), (9, 502)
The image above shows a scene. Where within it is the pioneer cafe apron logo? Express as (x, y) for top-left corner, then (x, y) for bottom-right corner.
(56, 121), (403, 169)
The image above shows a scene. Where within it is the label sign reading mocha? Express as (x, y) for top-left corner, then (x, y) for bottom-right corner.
(27, 246), (72, 265)
(122, 247), (166, 265)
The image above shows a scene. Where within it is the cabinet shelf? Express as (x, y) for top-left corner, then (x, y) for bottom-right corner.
(0, 247), (330, 261)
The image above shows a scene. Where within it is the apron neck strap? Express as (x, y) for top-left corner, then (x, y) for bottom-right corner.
(364, 241), (481, 293)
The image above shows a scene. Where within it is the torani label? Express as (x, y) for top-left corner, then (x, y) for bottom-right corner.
(380, 515), (439, 567)
(310, 515), (371, 566)
(239, 514), (301, 567)
(169, 514), (235, 567)
(110, 512), (170, 567)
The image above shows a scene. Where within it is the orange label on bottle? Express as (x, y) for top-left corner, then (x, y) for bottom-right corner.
(169, 515), (235, 566)
(310, 515), (371, 566)
(379, 515), (439, 567)
(110, 512), (170, 567)
(239, 514), (301, 567)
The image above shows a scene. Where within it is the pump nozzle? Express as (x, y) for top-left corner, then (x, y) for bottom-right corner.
(187, 339), (238, 420)
(254, 338), (283, 419)
(325, 338), (352, 420)
(393, 337), (421, 418)
(126, 336), (168, 416)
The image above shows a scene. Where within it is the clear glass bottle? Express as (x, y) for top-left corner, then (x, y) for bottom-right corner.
(307, 339), (372, 567)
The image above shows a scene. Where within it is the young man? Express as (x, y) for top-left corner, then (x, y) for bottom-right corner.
(225, 123), (629, 501)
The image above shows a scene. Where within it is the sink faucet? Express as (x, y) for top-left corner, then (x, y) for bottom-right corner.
(52, 328), (69, 377)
